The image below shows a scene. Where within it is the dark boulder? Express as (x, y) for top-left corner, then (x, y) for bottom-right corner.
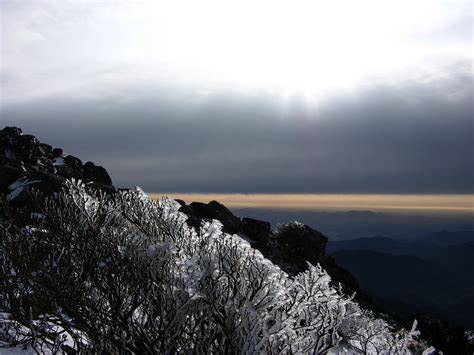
(64, 155), (82, 168)
(0, 127), (27, 162)
(33, 156), (55, 173)
(187, 200), (242, 234)
(179, 200), (274, 245)
(241, 217), (271, 244)
(39, 143), (53, 154)
(174, 199), (186, 207)
(83, 161), (113, 186)
(33, 143), (54, 162)
(56, 155), (84, 179)
(176, 200), (194, 215)
(275, 222), (327, 265)
(52, 148), (63, 158)
(31, 142), (55, 173)
(17, 134), (39, 157)
(0, 126), (115, 203)
(1, 126), (22, 137)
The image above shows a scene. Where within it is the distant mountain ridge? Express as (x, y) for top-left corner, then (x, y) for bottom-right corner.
(328, 234), (474, 331)
(232, 207), (474, 241)
(421, 230), (474, 245)
(327, 231), (474, 255)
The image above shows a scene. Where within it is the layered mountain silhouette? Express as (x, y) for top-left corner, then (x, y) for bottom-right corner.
(329, 235), (474, 329)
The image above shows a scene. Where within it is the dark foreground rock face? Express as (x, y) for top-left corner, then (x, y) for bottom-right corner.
(0, 126), (115, 205)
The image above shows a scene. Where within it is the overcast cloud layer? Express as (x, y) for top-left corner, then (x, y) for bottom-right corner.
(1, 1), (473, 193)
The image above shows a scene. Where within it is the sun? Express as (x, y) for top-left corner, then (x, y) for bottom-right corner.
(27, 0), (453, 106)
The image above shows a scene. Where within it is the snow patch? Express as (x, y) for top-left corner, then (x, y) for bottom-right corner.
(7, 178), (40, 202)
(422, 346), (439, 355)
(134, 186), (148, 200)
(53, 157), (64, 166)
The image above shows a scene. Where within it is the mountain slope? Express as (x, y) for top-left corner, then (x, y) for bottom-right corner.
(0, 180), (429, 353)
(1, 126), (464, 353)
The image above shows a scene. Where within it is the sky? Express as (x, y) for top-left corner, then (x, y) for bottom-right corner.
(1, 0), (473, 194)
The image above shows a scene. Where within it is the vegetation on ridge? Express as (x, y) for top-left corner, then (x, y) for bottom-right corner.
(0, 180), (428, 353)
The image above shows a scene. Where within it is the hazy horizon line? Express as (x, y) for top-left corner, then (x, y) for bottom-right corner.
(148, 193), (474, 215)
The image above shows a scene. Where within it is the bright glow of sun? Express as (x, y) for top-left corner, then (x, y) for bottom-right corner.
(123, 0), (465, 103)
(2, 0), (468, 105)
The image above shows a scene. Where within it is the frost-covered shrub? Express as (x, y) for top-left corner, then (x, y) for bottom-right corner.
(0, 180), (429, 353)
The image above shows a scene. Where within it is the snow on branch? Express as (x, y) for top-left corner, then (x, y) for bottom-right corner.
(0, 181), (429, 353)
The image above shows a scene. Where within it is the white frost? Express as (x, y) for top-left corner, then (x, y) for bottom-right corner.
(7, 177), (41, 201)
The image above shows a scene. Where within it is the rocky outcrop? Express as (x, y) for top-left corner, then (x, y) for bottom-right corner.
(0, 126), (115, 205)
(84, 161), (113, 186)
(241, 217), (271, 245)
(1, 126), (369, 304)
(180, 200), (243, 234)
(412, 313), (474, 355)
(178, 202), (471, 353)
(177, 199), (368, 302)
(0, 126), (370, 306)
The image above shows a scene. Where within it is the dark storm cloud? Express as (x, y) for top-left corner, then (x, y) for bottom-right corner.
(2, 70), (473, 193)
